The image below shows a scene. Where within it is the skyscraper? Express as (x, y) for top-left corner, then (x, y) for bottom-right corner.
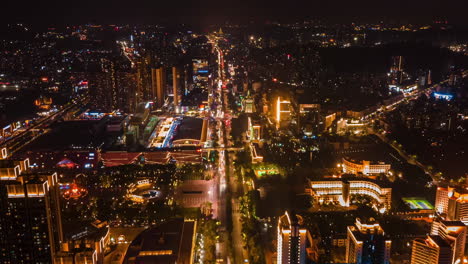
(411, 236), (453, 264)
(277, 211), (308, 264)
(152, 67), (166, 108)
(172, 66), (180, 109)
(435, 186), (451, 214)
(435, 186), (468, 225)
(0, 160), (63, 264)
(430, 219), (466, 264)
(390, 56), (404, 85)
(88, 58), (138, 113)
(346, 218), (391, 264)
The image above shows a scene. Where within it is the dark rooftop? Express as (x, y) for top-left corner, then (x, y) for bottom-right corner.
(23, 120), (107, 151)
(172, 117), (203, 141)
(124, 219), (195, 264)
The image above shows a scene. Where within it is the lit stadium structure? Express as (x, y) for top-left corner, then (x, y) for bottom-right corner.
(308, 179), (392, 211)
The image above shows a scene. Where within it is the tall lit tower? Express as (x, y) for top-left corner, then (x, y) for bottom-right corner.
(277, 211), (308, 264)
(275, 96), (291, 129)
(152, 67), (166, 108)
(346, 218), (391, 264)
(430, 219), (466, 264)
(411, 236), (453, 264)
(0, 160), (63, 263)
(172, 66), (180, 111)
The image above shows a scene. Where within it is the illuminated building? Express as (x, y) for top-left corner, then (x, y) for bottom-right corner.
(342, 158), (391, 175)
(247, 117), (262, 142)
(243, 91), (255, 114)
(34, 96), (53, 110)
(151, 67), (166, 108)
(433, 92), (454, 101)
(337, 118), (365, 135)
(54, 220), (110, 264)
(388, 84), (418, 94)
(390, 55), (404, 85)
(192, 58), (209, 90)
(275, 96), (291, 129)
(0, 158), (29, 180)
(346, 218), (391, 264)
(435, 186), (468, 225)
(0, 167), (63, 263)
(435, 186), (451, 214)
(172, 66), (180, 110)
(171, 117), (208, 148)
(430, 219), (466, 264)
(324, 113), (336, 132)
(298, 104), (321, 136)
(277, 211), (308, 264)
(410, 236), (453, 264)
(89, 60), (138, 112)
(135, 55), (153, 103)
(308, 179), (392, 211)
(251, 143), (264, 164)
(123, 219), (196, 264)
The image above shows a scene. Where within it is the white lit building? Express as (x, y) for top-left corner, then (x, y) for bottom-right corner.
(277, 211), (308, 264)
(342, 158), (391, 175)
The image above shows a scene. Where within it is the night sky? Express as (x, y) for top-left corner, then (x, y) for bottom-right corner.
(2, 0), (468, 27)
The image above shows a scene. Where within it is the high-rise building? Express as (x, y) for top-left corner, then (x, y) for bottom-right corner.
(430, 219), (466, 264)
(435, 186), (451, 214)
(54, 220), (110, 264)
(435, 186), (468, 225)
(346, 218), (391, 264)
(0, 159), (63, 264)
(172, 66), (180, 110)
(88, 59), (138, 113)
(135, 55), (154, 102)
(275, 96), (291, 129)
(152, 67), (166, 107)
(243, 91), (255, 114)
(390, 56), (404, 85)
(411, 236), (452, 264)
(277, 211), (308, 264)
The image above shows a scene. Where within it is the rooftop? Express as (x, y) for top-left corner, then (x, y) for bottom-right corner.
(172, 117), (203, 141)
(124, 219), (195, 264)
(23, 120), (108, 151)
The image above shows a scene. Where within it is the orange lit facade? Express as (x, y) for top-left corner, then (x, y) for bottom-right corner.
(435, 186), (468, 225)
(410, 236), (452, 264)
(54, 221), (110, 264)
(430, 219), (466, 264)
(1, 167), (63, 263)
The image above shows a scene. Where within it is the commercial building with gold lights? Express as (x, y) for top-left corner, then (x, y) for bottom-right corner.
(342, 157), (391, 175)
(435, 186), (468, 225)
(0, 158), (63, 263)
(307, 178), (392, 211)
